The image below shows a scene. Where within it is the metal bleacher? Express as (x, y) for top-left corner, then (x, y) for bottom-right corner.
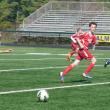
(79, 11), (110, 33)
(27, 10), (82, 32)
(19, 1), (110, 37)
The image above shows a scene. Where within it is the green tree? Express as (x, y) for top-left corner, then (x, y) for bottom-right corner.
(0, 0), (49, 29)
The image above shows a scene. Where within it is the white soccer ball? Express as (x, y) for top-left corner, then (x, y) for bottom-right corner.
(37, 89), (49, 102)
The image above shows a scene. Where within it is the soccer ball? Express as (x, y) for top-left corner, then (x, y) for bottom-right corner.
(37, 89), (49, 102)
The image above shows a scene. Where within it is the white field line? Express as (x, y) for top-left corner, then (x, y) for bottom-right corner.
(26, 53), (103, 56)
(0, 65), (104, 73)
(0, 53), (67, 56)
(0, 57), (108, 61)
(88, 57), (110, 59)
(0, 58), (65, 61)
(0, 53), (104, 56)
(0, 66), (66, 72)
(0, 81), (110, 95)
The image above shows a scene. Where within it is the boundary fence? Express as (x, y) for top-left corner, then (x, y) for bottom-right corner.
(0, 30), (110, 49)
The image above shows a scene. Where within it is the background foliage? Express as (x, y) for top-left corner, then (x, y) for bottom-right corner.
(0, 0), (49, 29)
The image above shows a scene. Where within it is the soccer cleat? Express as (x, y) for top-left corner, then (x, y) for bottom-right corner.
(59, 72), (64, 83)
(104, 59), (110, 68)
(82, 73), (92, 79)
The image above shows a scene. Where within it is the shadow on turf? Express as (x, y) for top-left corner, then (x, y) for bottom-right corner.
(72, 79), (92, 84)
(61, 79), (92, 84)
(58, 79), (92, 85)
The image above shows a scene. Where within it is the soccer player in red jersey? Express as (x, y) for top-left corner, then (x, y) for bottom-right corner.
(66, 28), (84, 62)
(60, 22), (97, 82)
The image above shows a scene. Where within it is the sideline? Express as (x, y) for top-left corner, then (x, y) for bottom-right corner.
(0, 82), (110, 95)
(0, 65), (103, 72)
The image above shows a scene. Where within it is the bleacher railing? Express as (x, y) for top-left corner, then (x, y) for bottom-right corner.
(22, 2), (52, 28)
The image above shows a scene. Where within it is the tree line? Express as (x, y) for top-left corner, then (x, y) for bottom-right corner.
(0, 0), (49, 29)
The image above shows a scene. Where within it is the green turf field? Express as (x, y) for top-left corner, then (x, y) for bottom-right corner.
(0, 46), (110, 110)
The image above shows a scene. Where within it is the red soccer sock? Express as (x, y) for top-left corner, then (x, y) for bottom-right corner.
(62, 64), (75, 76)
(84, 63), (95, 74)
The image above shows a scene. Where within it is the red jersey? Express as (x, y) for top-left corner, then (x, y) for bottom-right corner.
(70, 33), (78, 43)
(80, 31), (97, 49)
(75, 31), (96, 60)
(70, 34), (78, 51)
(70, 33), (83, 51)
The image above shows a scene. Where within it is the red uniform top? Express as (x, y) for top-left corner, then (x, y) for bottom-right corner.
(70, 33), (84, 51)
(76, 31), (97, 60)
(80, 31), (97, 49)
(70, 33), (79, 51)
(70, 31), (96, 55)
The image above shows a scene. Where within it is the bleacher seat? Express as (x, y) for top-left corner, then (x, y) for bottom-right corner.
(19, 2), (110, 36)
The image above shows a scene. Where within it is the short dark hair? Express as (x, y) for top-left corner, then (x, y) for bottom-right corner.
(89, 22), (97, 27)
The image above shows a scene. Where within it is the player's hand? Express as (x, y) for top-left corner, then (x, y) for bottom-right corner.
(66, 53), (72, 62)
(92, 45), (95, 51)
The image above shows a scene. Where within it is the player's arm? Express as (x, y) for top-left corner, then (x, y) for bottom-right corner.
(66, 51), (74, 62)
(92, 45), (96, 50)
(75, 38), (84, 49)
(71, 36), (77, 43)
(92, 35), (98, 50)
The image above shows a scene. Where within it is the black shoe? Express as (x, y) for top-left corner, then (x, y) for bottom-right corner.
(104, 59), (110, 68)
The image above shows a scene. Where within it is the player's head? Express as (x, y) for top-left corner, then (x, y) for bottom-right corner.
(89, 22), (97, 32)
(76, 28), (82, 32)
(76, 28), (83, 35)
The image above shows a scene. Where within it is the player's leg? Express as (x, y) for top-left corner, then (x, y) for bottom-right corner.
(104, 59), (110, 68)
(80, 49), (96, 79)
(83, 56), (96, 79)
(60, 59), (80, 82)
